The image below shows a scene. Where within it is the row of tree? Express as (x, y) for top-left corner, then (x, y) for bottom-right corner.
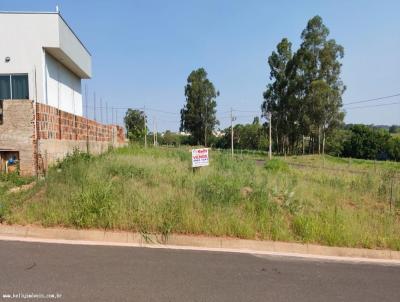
(261, 16), (345, 155)
(159, 123), (400, 161)
(124, 106), (400, 161)
(178, 16), (346, 154)
(329, 125), (400, 161)
(124, 15), (399, 161)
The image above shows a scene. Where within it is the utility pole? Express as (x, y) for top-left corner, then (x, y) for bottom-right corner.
(144, 106), (147, 148)
(231, 108), (234, 158)
(204, 102), (208, 147)
(105, 101), (109, 141)
(85, 85), (89, 153)
(155, 116), (158, 146)
(153, 116), (156, 146)
(85, 85), (88, 119)
(105, 102), (109, 124)
(93, 92), (96, 121)
(100, 98), (103, 123)
(268, 112), (272, 160)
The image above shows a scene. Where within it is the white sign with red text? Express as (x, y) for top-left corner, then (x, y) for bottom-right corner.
(192, 148), (209, 167)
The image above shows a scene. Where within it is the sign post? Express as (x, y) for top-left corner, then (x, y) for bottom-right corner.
(192, 148), (209, 171)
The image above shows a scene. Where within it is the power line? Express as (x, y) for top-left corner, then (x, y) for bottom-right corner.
(145, 108), (180, 115)
(345, 101), (400, 110)
(233, 109), (260, 113)
(344, 92), (400, 105)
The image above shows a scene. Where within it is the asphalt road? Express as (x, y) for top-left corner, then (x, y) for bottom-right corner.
(0, 240), (399, 302)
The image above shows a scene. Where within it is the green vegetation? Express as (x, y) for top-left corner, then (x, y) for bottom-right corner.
(262, 16), (345, 155)
(216, 117), (268, 151)
(124, 108), (147, 142)
(342, 125), (400, 161)
(264, 159), (289, 172)
(1, 146), (399, 250)
(180, 68), (219, 146)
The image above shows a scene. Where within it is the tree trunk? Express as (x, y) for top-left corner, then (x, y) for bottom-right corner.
(318, 126), (321, 155)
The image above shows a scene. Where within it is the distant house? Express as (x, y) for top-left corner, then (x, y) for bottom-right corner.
(0, 11), (91, 115)
(213, 130), (225, 137)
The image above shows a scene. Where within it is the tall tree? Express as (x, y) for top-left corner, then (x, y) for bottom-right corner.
(124, 109), (146, 142)
(262, 16), (345, 155)
(295, 15), (345, 154)
(262, 38), (294, 154)
(180, 68), (219, 146)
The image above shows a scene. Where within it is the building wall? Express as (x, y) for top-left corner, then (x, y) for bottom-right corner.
(0, 13), (59, 103)
(0, 100), (125, 176)
(0, 12), (91, 116)
(45, 53), (83, 116)
(0, 100), (35, 175)
(57, 15), (92, 77)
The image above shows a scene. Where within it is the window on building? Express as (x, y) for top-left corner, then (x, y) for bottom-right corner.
(12, 75), (29, 99)
(0, 100), (3, 125)
(0, 74), (29, 100)
(0, 76), (10, 100)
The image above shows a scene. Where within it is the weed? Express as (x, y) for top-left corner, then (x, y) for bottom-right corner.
(265, 159), (290, 172)
(2, 145), (400, 250)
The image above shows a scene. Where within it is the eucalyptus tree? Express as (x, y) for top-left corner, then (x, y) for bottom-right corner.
(262, 16), (345, 155)
(262, 38), (294, 154)
(180, 68), (219, 146)
(295, 15), (346, 154)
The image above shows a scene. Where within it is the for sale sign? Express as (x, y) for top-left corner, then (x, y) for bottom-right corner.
(192, 148), (209, 167)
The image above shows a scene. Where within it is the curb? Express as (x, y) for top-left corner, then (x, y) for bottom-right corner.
(0, 224), (399, 264)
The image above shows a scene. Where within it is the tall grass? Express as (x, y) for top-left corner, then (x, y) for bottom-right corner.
(2, 145), (400, 250)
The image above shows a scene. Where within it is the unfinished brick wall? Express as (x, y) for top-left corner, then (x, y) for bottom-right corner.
(0, 100), (125, 176)
(35, 103), (125, 172)
(36, 103), (124, 143)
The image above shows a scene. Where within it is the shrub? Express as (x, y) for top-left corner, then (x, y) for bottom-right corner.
(70, 182), (117, 229)
(55, 149), (92, 170)
(264, 159), (289, 172)
(0, 172), (34, 187)
(0, 202), (8, 223)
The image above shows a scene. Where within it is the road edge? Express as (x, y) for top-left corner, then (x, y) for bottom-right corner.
(0, 224), (399, 265)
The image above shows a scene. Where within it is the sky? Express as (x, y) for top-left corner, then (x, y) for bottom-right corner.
(1, 0), (399, 131)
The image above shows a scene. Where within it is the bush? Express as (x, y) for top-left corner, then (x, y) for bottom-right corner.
(0, 202), (8, 223)
(264, 159), (289, 172)
(0, 172), (34, 187)
(387, 137), (400, 161)
(342, 125), (391, 160)
(70, 182), (117, 229)
(55, 149), (92, 170)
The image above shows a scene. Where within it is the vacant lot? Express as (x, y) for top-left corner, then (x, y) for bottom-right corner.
(1, 146), (400, 250)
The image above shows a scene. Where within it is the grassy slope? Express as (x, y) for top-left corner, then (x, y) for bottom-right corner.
(1, 146), (400, 250)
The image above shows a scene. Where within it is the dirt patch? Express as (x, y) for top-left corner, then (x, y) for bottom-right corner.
(8, 182), (36, 194)
(240, 187), (253, 198)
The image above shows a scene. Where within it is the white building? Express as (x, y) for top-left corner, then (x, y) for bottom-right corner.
(0, 11), (91, 116)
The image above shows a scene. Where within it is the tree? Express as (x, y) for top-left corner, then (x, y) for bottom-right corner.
(295, 16), (345, 154)
(124, 109), (146, 142)
(262, 16), (345, 155)
(387, 137), (400, 161)
(262, 38), (294, 154)
(389, 125), (400, 134)
(160, 130), (181, 146)
(216, 118), (268, 151)
(180, 68), (219, 146)
(342, 125), (391, 160)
